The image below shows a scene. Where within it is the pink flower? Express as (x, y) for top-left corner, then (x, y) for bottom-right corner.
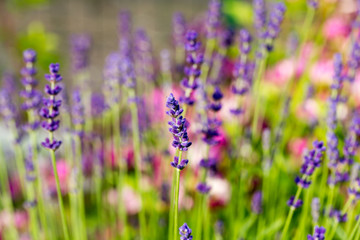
(265, 59), (296, 85)
(296, 99), (321, 122)
(148, 88), (166, 123)
(46, 160), (70, 194)
(323, 17), (351, 40)
(208, 177), (231, 208)
(14, 210), (28, 231)
(296, 43), (314, 77)
(288, 138), (308, 158)
(352, 72), (360, 107)
(121, 186), (141, 215)
(310, 59), (333, 85)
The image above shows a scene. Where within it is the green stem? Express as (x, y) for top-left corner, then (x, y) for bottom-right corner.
(75, 133), (87, 240)
(327, 196), (355, 240)
(168, 149), (179, 240)
(173, 160), (182, 240)
(29, 129), (49, 240)
(0, 147), (18, 239)
(49, 142), (70, 240)
(349, 216), (360, 240)
(26, 181), (40, 240)
(128, 88), (146, 239)
(251, 53), (268, 139)
(281, 186), (303, 240)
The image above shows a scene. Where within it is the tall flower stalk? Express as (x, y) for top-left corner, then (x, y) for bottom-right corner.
(20, 49), (50, 239)
(251, 2), (286, 138)
(166, 93), (192, 240)
(40, 63), (70, 240)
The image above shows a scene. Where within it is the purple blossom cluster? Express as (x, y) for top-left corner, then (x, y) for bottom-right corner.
(179, 223), (193, 240)
(180, 30), (204, 105)
(70, 34), (91, 73)
(40, 63), (63, 151)
(295, 141), (325, 188)
(166, 93), (191, 170)
(231, 29), (253, 115)
(20, 49), (42, 129)
(307, 226), (325, 240)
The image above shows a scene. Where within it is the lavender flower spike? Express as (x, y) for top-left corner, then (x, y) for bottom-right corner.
(41, 63), (63, 151)
(179, 223), (193, 240)
(166, 93), (192, 169)
(180, 30), (204, 105)
(307, 226), (326, 240)
(20, 49), (42, 120)
(265, 2), (286, 52)
(253, 0), (267, 39)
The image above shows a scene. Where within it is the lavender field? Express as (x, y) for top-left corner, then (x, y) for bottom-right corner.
(0, 0), (359, 239)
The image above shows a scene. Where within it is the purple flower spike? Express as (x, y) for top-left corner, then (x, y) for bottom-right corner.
(41, 63), (63, 151)
(287, 196), (303, 209)
(206, 0), (222, 39)
(253, 0), (267, 39)
(265, 2), (286, 52)
(197, 182), (211, 194)
(71, 88), (85, 126)
(307, 0), (318, 8)
(71, 34), (91, 72)
(166, 93), (192, 170)
(20, 49), (42, 115)
(173, 12), (186, 47)
(179, 223), (193, 240)
(311, 198), (320, 223)
(251, 191), (263, 214)
(307, 226), (325, 240)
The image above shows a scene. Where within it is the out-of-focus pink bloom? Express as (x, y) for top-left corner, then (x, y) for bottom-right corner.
(46, 160), (70, 194)
(106, 189), (118, 207)
(352, 72), (360, 106)
(106, 186), (142, 215)
(9, 174), (21, 200)
(310, 60), (333, 85)
(209, 129), (228, 161)
(0, 211), (12, 230)
(296, 43), (314, 77)
(265, 59), (296, 85)
(152, 154), (163, 186)
(323, 17), (351, 40)
(288, 138), (308, 158)
(208, 177), (231, 208)
(221, 58), (235, 80)
(121, 186), (141, 215)
(296, 99), (321, 122)
(14, 211), (28, 231)
(148, 88), (166, 123)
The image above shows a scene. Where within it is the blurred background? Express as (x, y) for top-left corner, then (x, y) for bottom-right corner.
(0, 0), (358, 88)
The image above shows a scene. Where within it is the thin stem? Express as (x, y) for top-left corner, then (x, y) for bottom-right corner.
(173, 151), (182, 240)
(281, 186), (303, 240)
(49, 141), (70, 240)
(351, 216), (360, 240)
(0, 147), (19, 239)
(251, 53), (268, 139)
(327, 196), (355, 240)
(29, 128), (49, 240)
(74, 133), (87, 240)
(168, 149), (179, 240)
(128, 88), (146, 239)
(114, 103), (129, 240)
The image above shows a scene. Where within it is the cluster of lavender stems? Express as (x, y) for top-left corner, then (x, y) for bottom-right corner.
(3, 0), (360, 239)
